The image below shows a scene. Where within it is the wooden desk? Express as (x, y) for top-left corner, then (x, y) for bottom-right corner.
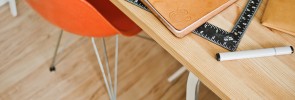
(111, 0), (295, 99)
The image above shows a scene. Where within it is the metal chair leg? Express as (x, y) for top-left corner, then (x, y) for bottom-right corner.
(48, 31), (119, 99)
(92, 35), (119, 100)
(186, 72), (200, 100)
(92, 37), (114, 99)
(101, 38), (115, 100)
(114, 35), (119, 100)
(49, 30), (63, 72)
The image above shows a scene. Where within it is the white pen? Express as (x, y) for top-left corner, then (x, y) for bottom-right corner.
(216, 46), (294, 61)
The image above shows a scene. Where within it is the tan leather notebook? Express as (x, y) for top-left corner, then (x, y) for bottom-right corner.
(141, 0), (236, 37)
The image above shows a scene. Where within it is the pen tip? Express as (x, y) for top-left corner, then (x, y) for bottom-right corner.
(216, 53), (221, 61)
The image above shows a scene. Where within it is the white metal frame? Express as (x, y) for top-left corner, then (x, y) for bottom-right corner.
(168, 67), (200, 100)
(0, 0), (17, 16)
(168, 66), (187, 82)
(186, 72), (200, 100)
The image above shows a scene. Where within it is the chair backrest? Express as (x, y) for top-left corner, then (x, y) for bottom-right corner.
(26, 0), (141, 37)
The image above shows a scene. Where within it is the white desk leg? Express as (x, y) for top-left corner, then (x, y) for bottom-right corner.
(168, 66), (187, 82)
(8, 0), (17, 16)
(0, 0), (7, 6)
(186, 72), (200, 100)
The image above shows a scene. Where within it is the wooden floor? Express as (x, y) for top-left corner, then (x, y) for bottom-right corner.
(0, 1), (219, 100)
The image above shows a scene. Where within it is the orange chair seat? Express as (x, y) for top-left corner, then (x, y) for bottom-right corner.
(26, 0), (141, 37)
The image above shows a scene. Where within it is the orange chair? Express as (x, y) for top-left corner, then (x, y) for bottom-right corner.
(26, 0), (141, 99)
(26, 0), (141, 37)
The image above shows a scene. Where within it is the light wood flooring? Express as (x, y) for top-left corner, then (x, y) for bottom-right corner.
(0, 0), (219, 100)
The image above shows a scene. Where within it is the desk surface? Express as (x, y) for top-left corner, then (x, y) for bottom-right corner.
(111, 0), (295, 99)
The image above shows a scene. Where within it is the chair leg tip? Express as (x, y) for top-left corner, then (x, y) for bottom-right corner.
(49, 66), (56, 72)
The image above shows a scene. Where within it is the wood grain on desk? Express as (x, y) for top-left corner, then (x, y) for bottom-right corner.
(111, 0), (295, 99)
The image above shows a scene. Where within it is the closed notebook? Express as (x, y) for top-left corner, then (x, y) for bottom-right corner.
(262, 0), (295, 36)
(141, 0), (236, 37)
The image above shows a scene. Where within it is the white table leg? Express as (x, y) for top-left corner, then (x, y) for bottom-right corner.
(186, 72), (200, 100)
(168, 66), (187, 82)
(0, 0), (8, 7)
(0, 0), (17, 16)
(8, 0), (17, 16)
